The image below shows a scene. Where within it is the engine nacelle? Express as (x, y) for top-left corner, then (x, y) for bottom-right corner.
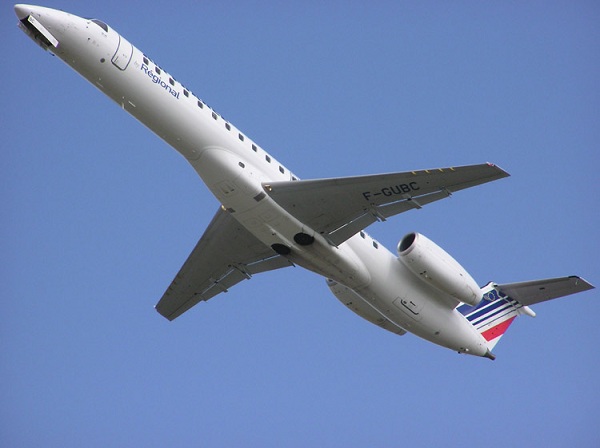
(398, 232), (481, 306)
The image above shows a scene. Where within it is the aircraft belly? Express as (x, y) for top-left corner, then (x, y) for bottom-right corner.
(345, 245), (488, 354)
(327, 279), (407, 336)
(183, 146), (372, 288)
(359, 284), (487, 354)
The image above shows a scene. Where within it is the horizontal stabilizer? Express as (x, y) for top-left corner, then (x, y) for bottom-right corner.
(496, 276), (594, 306)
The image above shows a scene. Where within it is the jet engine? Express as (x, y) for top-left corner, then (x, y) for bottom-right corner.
(398, 232), (481, 306)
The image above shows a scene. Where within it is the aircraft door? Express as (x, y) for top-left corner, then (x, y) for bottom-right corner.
(111, 34), (133, 70)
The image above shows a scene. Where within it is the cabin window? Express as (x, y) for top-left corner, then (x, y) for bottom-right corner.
(279, 166), (285, 174)
(291, 176), (298, 181)
(373, 241), (379, 249)
(238, 162), (245, 168)
(252, 144), (257, 152)
(143, 56), (149, 65)
(183, 90), (189, 97)
(360, 231), (365, 239)
(225, 123), (231, 130)
(169, 78), (175, 86)
(197, 101), (204, 109)
(212, 112), (218, 120)
(239, 134), (245, 142)
(265, 155), (271, 163)
(155, 66), (161, 75)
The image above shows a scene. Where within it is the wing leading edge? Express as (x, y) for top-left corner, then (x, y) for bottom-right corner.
(155, 208), (293, 320)
(264, 163), (509, 245)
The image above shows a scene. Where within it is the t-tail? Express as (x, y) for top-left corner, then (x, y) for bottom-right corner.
(458, 276), (594, 358)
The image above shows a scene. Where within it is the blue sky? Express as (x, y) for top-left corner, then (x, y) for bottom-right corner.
(2, 1), (599, 446)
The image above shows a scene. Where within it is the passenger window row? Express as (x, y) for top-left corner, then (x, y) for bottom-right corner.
(142, 54), (298, 181)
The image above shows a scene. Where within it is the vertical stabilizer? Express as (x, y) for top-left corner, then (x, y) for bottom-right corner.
(458, 276), (594, 352)
(457, 283), (529, 350)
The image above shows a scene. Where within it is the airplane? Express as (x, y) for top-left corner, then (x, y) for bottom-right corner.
(14, 4), (594, 360)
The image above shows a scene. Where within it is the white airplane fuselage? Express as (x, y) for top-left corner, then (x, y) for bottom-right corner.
(15, 5), (493, 357)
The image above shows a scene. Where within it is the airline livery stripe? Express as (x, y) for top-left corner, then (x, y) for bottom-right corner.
(457, 293), (515, 318)
(474, 308), (517, 331)
(457, 298), (491, 316)
(464, 299), (516, 322)
(464, 300), (504, 321)
(481, 317), (516, 341)
(470, 302), (518, 326)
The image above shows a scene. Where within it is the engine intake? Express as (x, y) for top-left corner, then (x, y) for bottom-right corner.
(398, 232), (481, 306)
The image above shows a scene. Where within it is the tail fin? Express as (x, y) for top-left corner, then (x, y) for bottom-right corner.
(458, 276), (594, 351)
(457, 282), (534, 351)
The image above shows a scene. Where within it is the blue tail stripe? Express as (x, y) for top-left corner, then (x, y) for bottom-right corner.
(468, 299), (519, 323)
(457, 297), (495, 316)
(471, 301), (518, 326)
(466, 299), (506, 321)
(475, 307), (519, 331)
(462, 298), (506, 321)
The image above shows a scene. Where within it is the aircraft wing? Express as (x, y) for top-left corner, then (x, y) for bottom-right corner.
(496, 276), (594, 306)
(265, 163), (509, 245)
(155, 208), (294, 320)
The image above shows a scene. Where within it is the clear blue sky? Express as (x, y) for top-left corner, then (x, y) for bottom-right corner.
(2, 1), (599, 447)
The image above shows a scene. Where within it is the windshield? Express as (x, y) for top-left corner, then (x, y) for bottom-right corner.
(89, 18), (108, 32)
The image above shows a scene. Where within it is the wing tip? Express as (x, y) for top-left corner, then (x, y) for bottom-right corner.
(568, 276), (595, 292)
(485, 162), (510, 179)
(155, 304), (177, 321)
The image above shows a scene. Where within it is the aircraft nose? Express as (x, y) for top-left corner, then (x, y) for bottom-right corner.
(14, 4), (33, 20)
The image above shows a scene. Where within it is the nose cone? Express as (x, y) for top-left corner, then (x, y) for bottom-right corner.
(14, 4), (63, 21)
(14, 4), (64, 50)
(14, 4), (33, 20)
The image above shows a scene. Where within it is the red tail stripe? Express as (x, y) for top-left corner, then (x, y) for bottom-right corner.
(481, 317), (516, 341)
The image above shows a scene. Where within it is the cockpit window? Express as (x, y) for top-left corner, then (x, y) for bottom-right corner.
(89, 19), (108, 32)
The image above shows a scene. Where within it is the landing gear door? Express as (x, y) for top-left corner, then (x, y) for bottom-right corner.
(111, 34), (133, 70)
